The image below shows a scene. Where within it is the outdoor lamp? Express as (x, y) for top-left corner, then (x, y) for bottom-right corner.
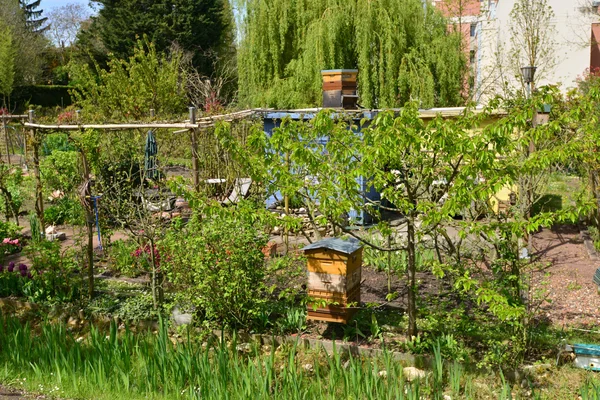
(521, 66), (537, 84)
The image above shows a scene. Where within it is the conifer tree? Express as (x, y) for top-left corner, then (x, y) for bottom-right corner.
(19, 0), (48, 33)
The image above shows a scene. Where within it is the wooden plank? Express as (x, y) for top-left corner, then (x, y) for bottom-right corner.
(307, 258), (347, 275)
(307, 271), (346, 292)
(322, 82), (357, 91)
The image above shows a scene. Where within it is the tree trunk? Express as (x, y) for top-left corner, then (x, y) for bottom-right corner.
(407, 216), (417, 337)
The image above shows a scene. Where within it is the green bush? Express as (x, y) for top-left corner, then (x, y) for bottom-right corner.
(107, 239), (142, 277)
(44, 197), (85, 226)
(41, 150), (81, 193)
(42, 133), (76, 156)
(0, 220), (21, 240)
(162, 204), (269, 328)
(22, 240), (81, 303)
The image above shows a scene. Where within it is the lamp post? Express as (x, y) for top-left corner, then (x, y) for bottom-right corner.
(521, 65), (537, 257)
(521, 66), (537, 97)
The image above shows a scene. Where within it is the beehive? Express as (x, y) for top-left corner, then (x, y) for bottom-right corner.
(303, 237), (363, 323)
(321, 69), (359, 109)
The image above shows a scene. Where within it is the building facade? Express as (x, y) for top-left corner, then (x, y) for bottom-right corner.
(434, 0), (600, 103)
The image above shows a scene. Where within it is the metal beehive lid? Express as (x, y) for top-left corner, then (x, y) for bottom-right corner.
(302, 237), (363, 255)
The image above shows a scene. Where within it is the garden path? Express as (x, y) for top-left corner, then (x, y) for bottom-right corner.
(531, 225), (600, 327)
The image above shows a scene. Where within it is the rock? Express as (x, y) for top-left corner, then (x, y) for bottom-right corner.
(47, 232), (67, 241)
(272, 226), (282, 235)
(522, 363), (552, 377)
(67, 317), (79, 328)
(378, 370), (388, 378)
(302, 363), (314, 373)
(76, 337), (84, 343)
(45, 225), (57, 235)
(262, 241), (278, 258)
(299, 207), (307, 213)
(236, 343), (251, 353)
(443, 395), (452, 400)
(171, 306), (193, 327)
(402, 367), (428, 382)
(276, 206), (283, 210)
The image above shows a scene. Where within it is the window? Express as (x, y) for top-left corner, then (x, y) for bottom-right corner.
(470, 23), (477, 37)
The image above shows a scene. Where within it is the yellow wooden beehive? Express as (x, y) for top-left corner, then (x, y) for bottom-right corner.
(303, 237), (363, 323)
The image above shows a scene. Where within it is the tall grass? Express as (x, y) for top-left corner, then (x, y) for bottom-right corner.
(0, 313), (435, 399)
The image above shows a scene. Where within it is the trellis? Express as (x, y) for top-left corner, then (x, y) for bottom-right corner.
(19, 107), (261, 299)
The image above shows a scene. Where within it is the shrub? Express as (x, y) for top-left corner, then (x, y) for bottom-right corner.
(107, 239), (143, 277)
(44, 197), (85, 226)
(162, 204), (268, 328)
(21, 240), (81, 303)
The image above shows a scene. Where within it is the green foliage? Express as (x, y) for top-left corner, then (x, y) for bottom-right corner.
(11, 85), (72, 111)
(162, 202), (269, 328)
(0, 219), (22, 241)
(44, 198), (85, 226)
(0, 23), (16, 105)
(21, 240), (81, 303)
(41, 150), (80, 193)
(106, 239), (143, 278)
(78, 0), (234, 76)
(68, 38), (187, 121)
(0, 165), (24, 224)
(238, 0), (466, 108)
(41, 133), (76, 155)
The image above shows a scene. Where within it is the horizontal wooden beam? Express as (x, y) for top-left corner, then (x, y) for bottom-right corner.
(0, 115), (28, 120)
(22, 109), (261, 132)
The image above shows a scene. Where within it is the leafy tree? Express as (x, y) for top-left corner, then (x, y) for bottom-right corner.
(508, 0), (556, 89)
(218, 104), (510, 336)
(0, 24), (16, 108)
(68, 38), (188, 121)
(0, 1), (46, 89)
(79, 0), (235, 76)
(237, 0), (466, 109)
(19, 0), (48, 33)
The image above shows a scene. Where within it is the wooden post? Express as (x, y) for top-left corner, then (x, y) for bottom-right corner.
(189, 107), (200, 191)
(2, 117), (8, 163)
(30, 110), (45, 236)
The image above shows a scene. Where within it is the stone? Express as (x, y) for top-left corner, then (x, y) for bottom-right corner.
(45, 225), (57, 235)
(262, 241), (278, 258)
(378, 370), (388, 378)
(299, 207), (307, 213)
(302, 363), (314, 373)
(402, 367), (428, 382)
(236, 343), (252, 353)
(171, 306), (193, 327)
(272, 226), (282, 235)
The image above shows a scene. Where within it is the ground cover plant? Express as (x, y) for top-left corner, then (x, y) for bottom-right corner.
(2, 314), (600, 400)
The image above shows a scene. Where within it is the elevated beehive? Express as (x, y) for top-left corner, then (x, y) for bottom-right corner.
(321, 69), (359, 109)
(303, 237), (363, 323)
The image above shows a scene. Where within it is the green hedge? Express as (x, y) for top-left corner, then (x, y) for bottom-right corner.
(11, 85), (73, 111)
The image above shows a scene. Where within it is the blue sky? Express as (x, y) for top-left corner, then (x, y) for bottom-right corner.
(43, 0), (96, 13)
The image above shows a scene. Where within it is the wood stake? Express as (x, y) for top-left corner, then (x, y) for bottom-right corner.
(190, 107), (200, 191)
(29, 110), (45, 236)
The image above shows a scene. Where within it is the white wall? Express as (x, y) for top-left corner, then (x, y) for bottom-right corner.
(477, 0), (597, 101)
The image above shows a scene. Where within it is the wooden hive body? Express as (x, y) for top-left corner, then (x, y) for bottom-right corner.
(303, 238), (363, 323)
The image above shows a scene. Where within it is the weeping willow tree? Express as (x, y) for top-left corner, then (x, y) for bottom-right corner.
(237, 0), (466, 109)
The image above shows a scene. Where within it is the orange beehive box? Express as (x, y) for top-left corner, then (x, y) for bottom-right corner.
(303, 237), (363, 323)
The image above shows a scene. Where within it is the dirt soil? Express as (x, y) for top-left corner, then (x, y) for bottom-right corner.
(531, 225), (600, 327)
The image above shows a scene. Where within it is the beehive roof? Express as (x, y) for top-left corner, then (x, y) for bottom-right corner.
(302, 237), (362, 255)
